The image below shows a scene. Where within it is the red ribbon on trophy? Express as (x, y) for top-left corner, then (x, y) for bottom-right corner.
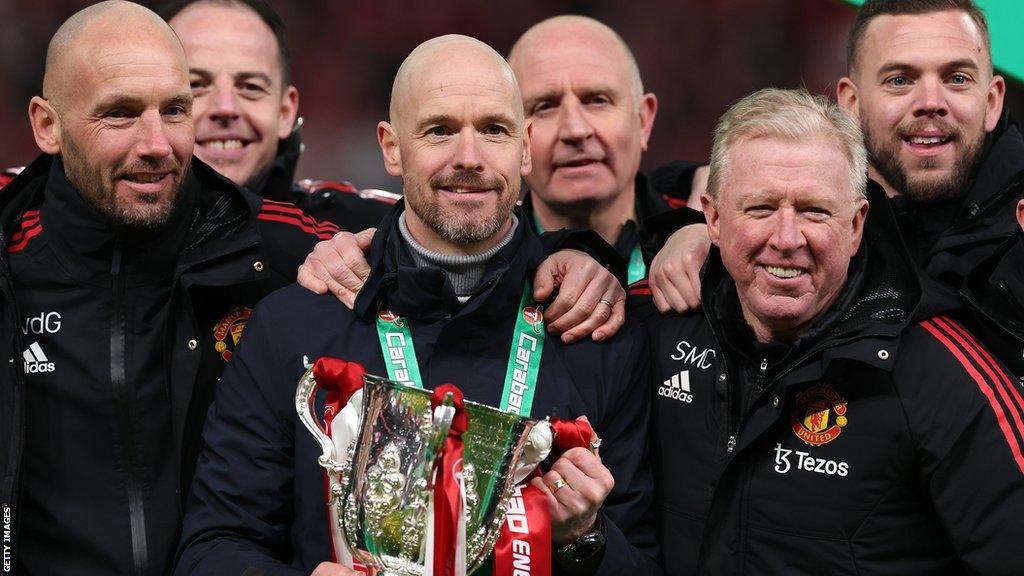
(310, 357), (369, 571)
(314, 357), (367, 430)
(492, 417), (596, 576)
(430, 384), (469, 576)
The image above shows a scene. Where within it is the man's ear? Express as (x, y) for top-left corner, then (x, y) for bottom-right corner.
(638, 93), (658, 151)
(277, 85), (300, 139)
(702, 192), (721, 245)
(1016, 199), (1024, 232)
(378, 121), (402, 177)
(836, 77), (860, 120)
(29, 97), (61, 155)
(520, 119), (533, 178)
(849, 198), (870, 252)
(984, 74), (1006, 133)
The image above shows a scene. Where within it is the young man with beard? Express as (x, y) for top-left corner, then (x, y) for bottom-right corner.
(644, 0), (1021, 315)
(637, 87), (1024, 576)
(0, 2), (338, 573)
(176, 35), (657, 576)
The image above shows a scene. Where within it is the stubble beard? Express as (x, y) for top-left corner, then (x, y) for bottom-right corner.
(61, 135), (187, 229)
(863, 119), (985, 204)
(405, 172), (519, 245)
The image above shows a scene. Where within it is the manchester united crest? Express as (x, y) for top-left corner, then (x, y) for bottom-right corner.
(213, 306), (252, 362)
(791, 383), (848, 446)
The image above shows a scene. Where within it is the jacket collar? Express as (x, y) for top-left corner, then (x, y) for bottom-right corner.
(354, 201), (546, 324)
(249, 128), (302, 202)
(0, 154), (263, 273)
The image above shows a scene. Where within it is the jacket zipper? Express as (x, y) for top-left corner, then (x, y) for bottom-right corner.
(726, 357), (768, 453)
(111, 241), (148, 575)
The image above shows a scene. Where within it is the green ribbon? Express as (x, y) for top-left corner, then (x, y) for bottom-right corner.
(375, 281), (545, 416)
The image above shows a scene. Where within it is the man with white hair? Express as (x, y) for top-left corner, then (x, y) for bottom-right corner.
(637, 88), (1024, 575)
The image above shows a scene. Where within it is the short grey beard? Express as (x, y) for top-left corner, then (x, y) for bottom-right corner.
(405, 181), (518, 245)
(61, 137), (186, 229)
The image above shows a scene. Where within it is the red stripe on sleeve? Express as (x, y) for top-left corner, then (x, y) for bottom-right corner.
(260, 200), (341, 235)
(8, 225), (42, 253)
(920, 318), (1024, 475)
(936, 316), (1024, 435)
(257, 213), (334, 240)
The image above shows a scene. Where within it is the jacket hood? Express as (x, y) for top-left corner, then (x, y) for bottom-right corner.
(700, 181), (922, 361)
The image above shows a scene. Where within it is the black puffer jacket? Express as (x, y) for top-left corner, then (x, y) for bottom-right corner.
(633, 185), (1024, 575)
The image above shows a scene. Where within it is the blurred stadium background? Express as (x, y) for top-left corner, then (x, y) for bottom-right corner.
(1, 0), (1020, 191)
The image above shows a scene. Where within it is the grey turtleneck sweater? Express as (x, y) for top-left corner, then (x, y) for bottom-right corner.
(398, 211), (519, 303)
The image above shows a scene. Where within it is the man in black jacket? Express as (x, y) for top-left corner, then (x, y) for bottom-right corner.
(646, 0), (1021, 316)
(0, 2), (336, 574)
(634, 87), (1024, 575)
(177, 34), (657, 576)
(160, 0), (394, 231)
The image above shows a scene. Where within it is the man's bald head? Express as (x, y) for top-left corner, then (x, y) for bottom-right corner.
(378, 34), (530, 254)
(29, 0), (193, 228)
(388, 34), (523, 130)
(508, 15), (644, 102)
(43, 1), (185, 108)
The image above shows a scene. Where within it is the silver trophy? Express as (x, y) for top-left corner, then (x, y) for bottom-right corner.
(298, 370), (542, 575)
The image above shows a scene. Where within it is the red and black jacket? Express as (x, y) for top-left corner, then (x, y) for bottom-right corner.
(0, 154), (331, 575)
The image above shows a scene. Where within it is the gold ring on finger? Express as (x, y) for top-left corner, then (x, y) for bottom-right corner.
(548, 478), (569, 493)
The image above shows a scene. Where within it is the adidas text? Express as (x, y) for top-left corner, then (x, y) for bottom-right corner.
(659, 370), (694, 403)
(22, 341), (55, 374)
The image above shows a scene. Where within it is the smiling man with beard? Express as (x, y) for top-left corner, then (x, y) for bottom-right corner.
(176, 34), (658, 576)
(836, 0), (1017, 299)
(645, 0), (1022, 316)
(0, 2), (336, 574)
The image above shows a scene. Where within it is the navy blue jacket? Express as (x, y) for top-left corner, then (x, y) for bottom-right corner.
(175, 202), (659, 575)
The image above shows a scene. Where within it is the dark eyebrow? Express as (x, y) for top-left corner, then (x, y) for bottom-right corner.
(187, 67), (273, 86)
(164, 93), (193, 110)
(478, 113), (517, 127)
(234, 71), (273, 85)
(876, 58), (979, 78)
(91, 91), (192, 114)
(523, 89), (560, 113)
(415, 113), (457, 131)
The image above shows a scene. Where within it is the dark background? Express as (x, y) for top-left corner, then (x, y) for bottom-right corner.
(1, 0), (1021, 190)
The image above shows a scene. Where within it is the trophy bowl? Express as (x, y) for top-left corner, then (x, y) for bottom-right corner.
(309, 373), (538, 575)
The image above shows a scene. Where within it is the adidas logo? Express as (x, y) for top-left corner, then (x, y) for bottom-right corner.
(23, 341), (55, 374)
(658, 370), (693, 403)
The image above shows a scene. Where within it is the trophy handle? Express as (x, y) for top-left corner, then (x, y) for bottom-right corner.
(424, 391), (456, 489)
(295, 365), (338, 469)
